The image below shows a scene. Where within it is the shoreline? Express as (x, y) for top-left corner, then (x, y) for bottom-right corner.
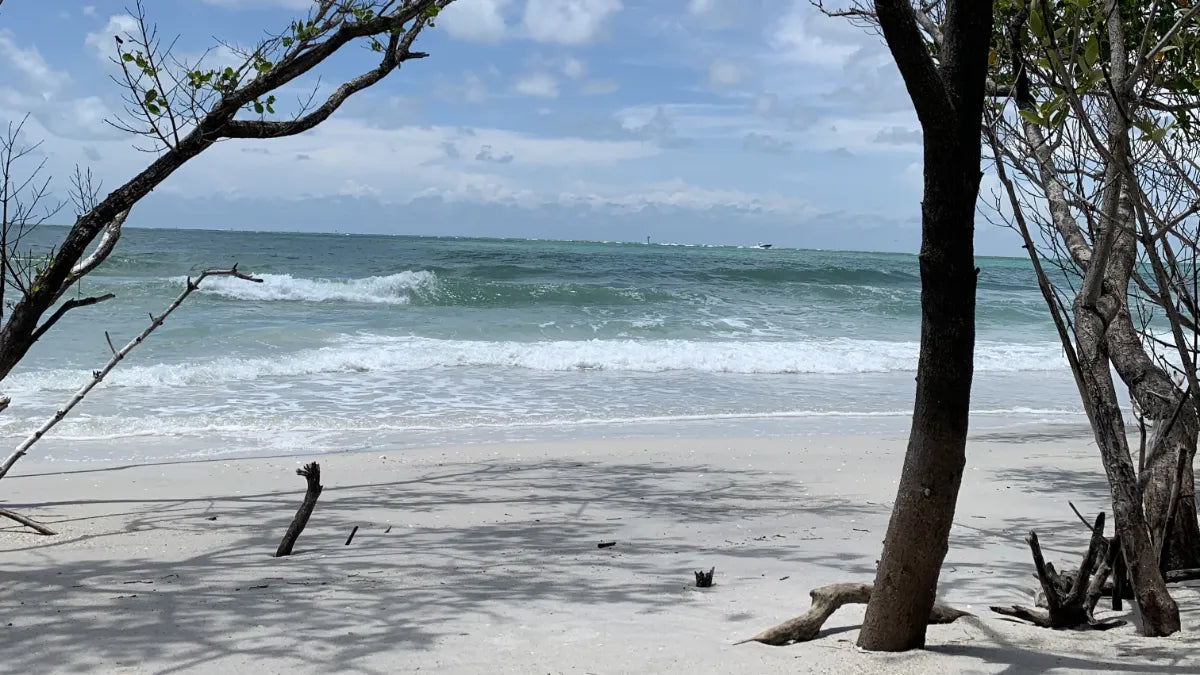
(3, 430), (1198, 673)
(0, 413), (1092, 465)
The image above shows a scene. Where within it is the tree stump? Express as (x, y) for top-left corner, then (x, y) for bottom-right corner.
(275, 462), (323, 557)
(740, 582), (970, 646)
(990, 511), (1125, 630)
(694, 567), (715, 588)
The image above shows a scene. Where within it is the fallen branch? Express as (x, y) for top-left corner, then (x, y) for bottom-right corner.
(990, 513), (1125, 630)
(0, 266), (262, 482)
(0, 507), (56, 535)
(739, 582), (970, 645)
(275, 462), (323, 557)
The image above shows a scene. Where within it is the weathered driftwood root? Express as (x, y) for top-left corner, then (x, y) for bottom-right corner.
(695, 567), (715, 588)
(275, 462), (323, 557)
(0, 507), (56, 535)
(739, 582), (970, 646)
(991, 512), (1125, 630)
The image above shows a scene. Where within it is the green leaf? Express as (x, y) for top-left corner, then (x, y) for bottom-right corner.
(1029, 9), (1046, 39)
(1018, 108), (1047, 127)
(254, 101), (264, 114)
(122, 53), (135, 63)
(1083, 35), (1099, 69)
(146, 102), (161, 115)
(144, 89), (158, 104)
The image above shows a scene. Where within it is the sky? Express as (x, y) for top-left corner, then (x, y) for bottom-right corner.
(0, 1), (1024, 254)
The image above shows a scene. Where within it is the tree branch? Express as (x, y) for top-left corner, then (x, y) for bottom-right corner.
(0, 267), (262, 482)
(31, 294), (117, 344)
(0, 507), (55, 535)
(873, 0), (954, 137)
(226, 18), (431, 139)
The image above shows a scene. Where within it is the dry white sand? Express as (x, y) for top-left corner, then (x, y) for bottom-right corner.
(2, 428), (1199, 674)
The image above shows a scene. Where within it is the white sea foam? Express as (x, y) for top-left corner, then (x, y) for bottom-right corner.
(0, 406), (1084, 442)
(3, 335), (1069, 393)
(188, 271), (437, 304)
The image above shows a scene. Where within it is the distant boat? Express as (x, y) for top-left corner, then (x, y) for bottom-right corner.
(756, 243), (773, 249)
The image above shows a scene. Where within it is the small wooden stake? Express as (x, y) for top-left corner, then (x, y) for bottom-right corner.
(345, 525), (359, 546)
(275, 462), (323, 557)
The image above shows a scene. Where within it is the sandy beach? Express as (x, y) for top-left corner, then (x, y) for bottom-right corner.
(2, 426), (1198, 674)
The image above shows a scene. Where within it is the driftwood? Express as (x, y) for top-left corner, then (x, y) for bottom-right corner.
(739, 583), (970, 646)
(0, 507), (55, 535)
(991, 512), (1125, 630)
(344, 525), (359, 546)
(695, 567), (715, 588)
(275, 462), (323, 557)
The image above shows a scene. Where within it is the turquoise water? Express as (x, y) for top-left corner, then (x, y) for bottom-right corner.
(0, 228), (1082, 460)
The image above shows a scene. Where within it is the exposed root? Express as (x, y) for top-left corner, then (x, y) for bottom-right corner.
(739, 582), (971, 646)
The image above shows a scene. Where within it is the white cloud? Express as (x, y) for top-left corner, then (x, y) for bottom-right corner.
(686, 0), (739, 26)
(743, 132), (793, 155)
(707, 59), (745, 88)
(83, 6), (98, 17)
(561, 57), (586, 79)
(0, 31), (70, 95)
(514, 72), (558, 98)
(768, 2), (861, 67)
(475, 144), (515, 163)
(85, 14), (138, 61)
(802, 111), (922, 155)
(522, 0), (622, 45)
(556, 177), (814, 215)
(441, 0), (512, 43)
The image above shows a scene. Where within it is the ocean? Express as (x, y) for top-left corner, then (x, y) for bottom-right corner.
(0, 228), (1083, 461)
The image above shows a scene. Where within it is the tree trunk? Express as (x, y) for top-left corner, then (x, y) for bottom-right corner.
(857, 0), (993, 652)
(1072, 302), (1180, 636)
(1101, 221), (1200, 571)
(1145, 425), (1200, 570)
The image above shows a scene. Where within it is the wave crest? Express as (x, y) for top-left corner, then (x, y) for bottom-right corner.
(191, 271), (437, 304)
(4, 336), (1068, 393)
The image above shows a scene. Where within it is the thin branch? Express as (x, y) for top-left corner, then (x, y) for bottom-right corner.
(58, 209), (129, 298)
(0, 507), (55, 535)
(31, 293), (117, 344)
(0, 267), (262, 482)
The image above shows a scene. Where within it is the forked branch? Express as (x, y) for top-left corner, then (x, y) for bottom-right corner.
(0, 267), (262, 481)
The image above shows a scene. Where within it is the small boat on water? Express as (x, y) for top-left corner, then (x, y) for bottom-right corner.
(755, 243), (773, 249)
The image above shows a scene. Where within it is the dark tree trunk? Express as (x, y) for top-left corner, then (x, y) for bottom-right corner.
(1145, 426), (1200, 570)
(1071, 303), (1180, 635)
(856, 0), (994, 652)
(1102, 223), (1200, 571)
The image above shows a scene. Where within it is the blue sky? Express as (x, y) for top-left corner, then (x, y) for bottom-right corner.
(0, 1), (1022, 254)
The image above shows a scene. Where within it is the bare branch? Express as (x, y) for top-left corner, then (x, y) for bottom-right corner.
(31, 293), (117, 344)
(0, 267), (262, 481)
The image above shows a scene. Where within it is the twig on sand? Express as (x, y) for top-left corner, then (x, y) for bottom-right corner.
(0, 507), (55, 535)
